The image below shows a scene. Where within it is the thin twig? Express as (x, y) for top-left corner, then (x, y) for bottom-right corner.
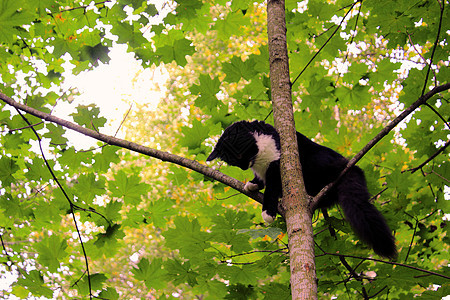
(219, 247), (288, 265)
(406, 139), (450, 174)
(0, 233), (13, 266)
(114, 103), (133, 137)
(403, 212), (419, 263)
(56, 0), (111, 14)
(316, 251), (450, 280)
(215, 193), (241, 200)
(407, 31), (437, 86)
(424, 102), (450, 130)
(430, 170), (450, 183)
(339, 256), (369, 299)
(369, 187), (388, 202)
(14, 109), (93, 300)
(420, 0), (444, 96)
(6, 121), (44, 133)
(338, 0), (363, 82)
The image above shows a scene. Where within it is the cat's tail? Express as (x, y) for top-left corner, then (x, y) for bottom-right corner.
(337, 167), (397, 259)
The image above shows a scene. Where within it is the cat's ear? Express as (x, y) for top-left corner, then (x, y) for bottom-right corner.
(207, 150), (219, 161)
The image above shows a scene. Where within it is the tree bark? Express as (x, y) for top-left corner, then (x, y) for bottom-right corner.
(266, 1), (317, 299)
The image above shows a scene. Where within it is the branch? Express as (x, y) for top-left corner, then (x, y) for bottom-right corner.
(55, 0), (111, 13)
(338, 256), (369, 299)
(317, 251), (450, 280)
(0, 92), (264, 205)
(310, 82), (450, 211)
(14, 108), (93, 299)
(420, 0), (444, 96)
(406, 139), (450, 174)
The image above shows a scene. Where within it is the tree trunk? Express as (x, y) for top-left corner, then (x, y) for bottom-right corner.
(266, 1), (318, 299)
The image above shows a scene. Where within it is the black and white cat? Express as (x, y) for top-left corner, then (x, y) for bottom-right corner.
(207, 120), (397, 259)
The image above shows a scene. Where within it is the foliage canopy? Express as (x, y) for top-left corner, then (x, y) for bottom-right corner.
(0, 0), (449, 299)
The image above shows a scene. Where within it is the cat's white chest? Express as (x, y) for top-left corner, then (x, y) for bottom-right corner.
(251, 133), (280, 182)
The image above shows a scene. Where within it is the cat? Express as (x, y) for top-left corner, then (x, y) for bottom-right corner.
(207, 120), (397, 259)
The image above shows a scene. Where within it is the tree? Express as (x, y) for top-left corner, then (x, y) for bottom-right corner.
(0, 0), (449, 299)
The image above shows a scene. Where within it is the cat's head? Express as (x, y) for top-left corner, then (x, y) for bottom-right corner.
(207, 121), (259, 170)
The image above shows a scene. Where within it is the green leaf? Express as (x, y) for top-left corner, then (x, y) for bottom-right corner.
(212, 210), (254, 230)
(213, 230), (252, 252)
(58, 147), (91, 171)
(190, 74), (221, 109)
(222, 56), (257, 83)
(342, 62), (369, 84)
(92, 146), (120, 172)
(193, 279), (228, 300)
(123, 0), (146, 10)
(74, 273), (108, 295)
(369, 59), (402, 87)
(98, 287), (120, 300)
(0, 193), (33, 219)
(110, 21), (148, 47)
(214, 11), (250, 39)
(93, 224), (125, 251)
(0, 156), (19, 186)
(230, 0), (253, 11)
(121, 206), (145, 228)
(0, 108), (11, 123)
(70, 104), (107, 130)
(180, 119), (211, 151)
(174, 0), (203, 19)
(110, 170), (148, 204)
(146, 198), (175, 228)
(25, 158), (53, 181)
(132, 258), (167, 289)
(155, 38), (195, 66)
(306, 77), (334, 101)
(334, 84), (370, 108)
(308, 0), (335, 20)
(0, 0), (34, 43)
(11, 286), (30, 299)
(167, 165), (189, 185)
(96, 200), (122, 226)
(35, 235), (68, 272)
(225, 283), (257, 300)
(43, 123), (68, 145)
(79, 43), (110, 65)
(3, 132), (27, 149)
(163, 216), (210, 261)
(33, 202), (62, 225)
(16, 270), (53, 298)
(27, 95), (53, 112)
(262, 283), (291, 300)
(238, 227), (284, 240)
(223, 264), (261, 285)
(165, 259), (199, 286)
(145, 4), (158, 16)
(250, 45), (269, 73)
(74, 173), (106, 205)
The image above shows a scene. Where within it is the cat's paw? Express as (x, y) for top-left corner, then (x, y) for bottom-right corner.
(261, 211), (276, 224)
(244, 181), (260, 192)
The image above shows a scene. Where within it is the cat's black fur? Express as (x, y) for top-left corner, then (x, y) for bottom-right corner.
(207, 120), (397, 259)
